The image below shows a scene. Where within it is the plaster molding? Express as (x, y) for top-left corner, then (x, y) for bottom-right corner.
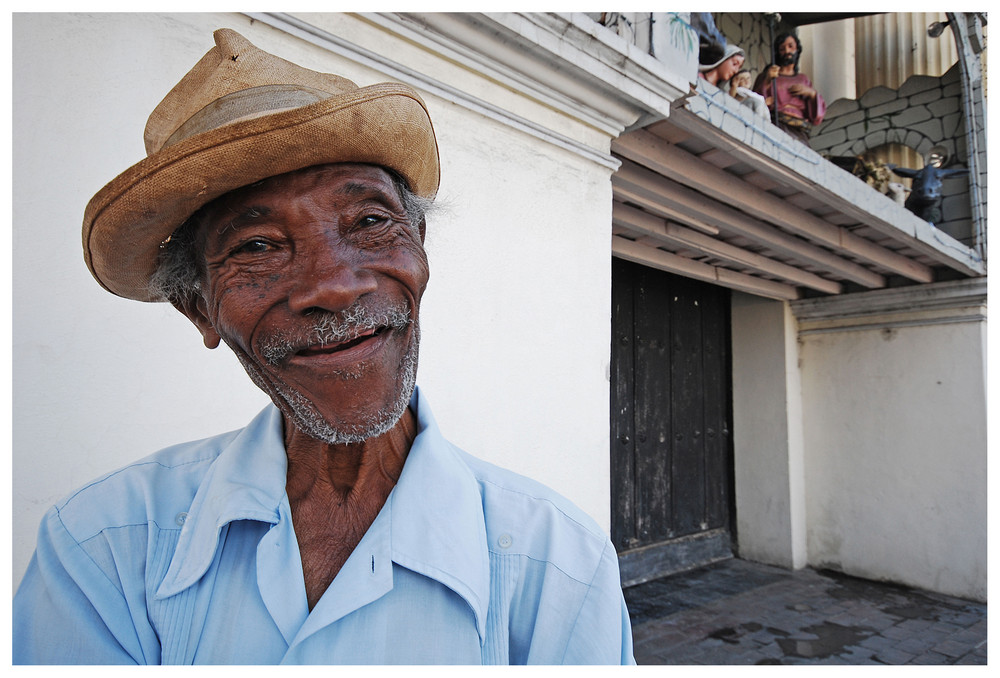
(791, 278), (987, 335)
(386, 12), (691, 134)
(245, 12), (691, 172)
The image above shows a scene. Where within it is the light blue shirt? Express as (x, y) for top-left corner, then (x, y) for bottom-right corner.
(14, 388), (634, 664)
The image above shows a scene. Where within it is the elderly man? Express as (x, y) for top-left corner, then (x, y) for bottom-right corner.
(753, 32), (826, 142)
(14, 28), (634, 665)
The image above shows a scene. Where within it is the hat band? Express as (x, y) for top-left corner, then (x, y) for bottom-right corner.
(162, 84), (332, 150)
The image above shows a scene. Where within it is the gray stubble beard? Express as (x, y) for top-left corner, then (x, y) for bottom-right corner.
(232, 321), (420, 446)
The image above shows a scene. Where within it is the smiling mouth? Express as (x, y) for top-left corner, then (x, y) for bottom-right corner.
(295, 326), (391, 357)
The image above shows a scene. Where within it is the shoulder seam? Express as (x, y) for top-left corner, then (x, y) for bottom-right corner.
(58, 455), (217, 510)
(477, 476), (604, 541)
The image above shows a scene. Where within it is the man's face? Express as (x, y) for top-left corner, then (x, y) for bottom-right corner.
(777, 36), (799, 66)
(187, 163), (430, 444)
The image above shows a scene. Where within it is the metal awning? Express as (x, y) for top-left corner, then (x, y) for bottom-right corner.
(610, 87), (984, 301)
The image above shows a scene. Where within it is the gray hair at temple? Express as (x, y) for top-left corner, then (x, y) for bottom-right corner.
(149, 167), (436, 304)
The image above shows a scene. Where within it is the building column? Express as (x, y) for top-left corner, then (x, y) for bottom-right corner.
(730, 292), (807, 569)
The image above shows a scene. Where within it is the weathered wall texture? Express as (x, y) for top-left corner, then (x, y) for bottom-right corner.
(793, 281), (987, 602)
(732, 280), (987, 603)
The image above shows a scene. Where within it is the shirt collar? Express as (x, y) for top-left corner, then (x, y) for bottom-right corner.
(389, 387), (491, 640)
(154, 388), (492, 642)
(156, 404), (287, 599)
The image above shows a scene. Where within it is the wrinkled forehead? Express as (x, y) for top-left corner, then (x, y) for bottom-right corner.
(194, 163), (402, 226)
(222, 163), (398, 203)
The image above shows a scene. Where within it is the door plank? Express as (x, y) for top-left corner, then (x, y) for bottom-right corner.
(610, 258), (734, 572)
(610, 258), (637, 550)
(670, 276), (707, 537)
(633, 264), (673, 544)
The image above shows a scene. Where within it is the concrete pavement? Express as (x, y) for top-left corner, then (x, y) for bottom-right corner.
(624, 558), (987, 665)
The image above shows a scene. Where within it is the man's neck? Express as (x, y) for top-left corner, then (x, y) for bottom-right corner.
(284, 409), (415, 497)
(283, 408), (417, 609)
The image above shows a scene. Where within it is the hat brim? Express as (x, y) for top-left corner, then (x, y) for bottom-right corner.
(83, 83), (440, 302)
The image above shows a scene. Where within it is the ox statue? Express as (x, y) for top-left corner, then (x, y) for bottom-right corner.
(888, 163), (969, 224)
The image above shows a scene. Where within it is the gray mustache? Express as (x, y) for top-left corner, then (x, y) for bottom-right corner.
(258, 301), (413, 365)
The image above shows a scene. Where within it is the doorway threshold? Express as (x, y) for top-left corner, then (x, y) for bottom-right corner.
(619, 528), (733, 588)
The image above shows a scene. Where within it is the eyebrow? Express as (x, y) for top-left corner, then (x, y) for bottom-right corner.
(340, 181), (390, 198)
(328, 181), (403, 211)
(213, 204), (273, 235)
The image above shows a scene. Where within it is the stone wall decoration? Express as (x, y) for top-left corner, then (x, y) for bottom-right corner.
(810, 64), (972, 244)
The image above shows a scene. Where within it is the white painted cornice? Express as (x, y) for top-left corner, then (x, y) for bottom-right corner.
(374, 12), (691, 135)
(791, 278), (987, 335)
(247, 11), (670, 170)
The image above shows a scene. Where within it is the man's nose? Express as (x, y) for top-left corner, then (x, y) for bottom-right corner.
(286, 243), (378, 315)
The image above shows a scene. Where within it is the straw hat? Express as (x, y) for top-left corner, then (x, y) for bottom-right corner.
(82, 28), (441, 302)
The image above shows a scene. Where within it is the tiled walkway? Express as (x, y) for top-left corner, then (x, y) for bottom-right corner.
(625, 558), (987, 665)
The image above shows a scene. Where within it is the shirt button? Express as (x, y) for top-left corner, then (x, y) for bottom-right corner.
(175, 512), (188, 526)
(498, 533), (513, 549)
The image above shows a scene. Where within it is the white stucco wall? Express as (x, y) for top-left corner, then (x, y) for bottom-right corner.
(730, 293), (807, 569)
(13, 13), (615, 590)
(732, 282), (986, 602)
(797, 292), (987, 602)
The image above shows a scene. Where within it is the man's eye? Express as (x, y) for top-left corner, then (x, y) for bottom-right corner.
(358, 215), (388, 228)
(232, 239), (271, 255)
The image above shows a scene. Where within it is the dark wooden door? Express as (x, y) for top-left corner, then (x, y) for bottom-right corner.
(611, 257), (734, 586)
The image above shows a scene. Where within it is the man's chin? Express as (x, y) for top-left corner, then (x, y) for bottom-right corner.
(230, 322), (420, 446)
(282, 388), (411, 445)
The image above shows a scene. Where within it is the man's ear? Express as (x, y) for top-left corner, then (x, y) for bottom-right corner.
(170, 293), (221, 349)
(417, 217), (427, 243)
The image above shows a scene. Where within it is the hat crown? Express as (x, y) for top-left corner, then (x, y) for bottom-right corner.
(85, 27), (439, 301)
(143, 28), (358, 155)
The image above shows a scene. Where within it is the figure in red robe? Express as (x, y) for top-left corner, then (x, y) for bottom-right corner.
(753, 32), (826, 143)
